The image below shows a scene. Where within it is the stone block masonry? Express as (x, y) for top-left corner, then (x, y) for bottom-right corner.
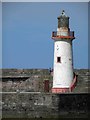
(1, 69), (90, 93)
(2, 93), (89, 118)
(0, 69), (89, 118)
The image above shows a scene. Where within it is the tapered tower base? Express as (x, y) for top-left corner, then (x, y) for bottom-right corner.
(52, 74), (77, 93)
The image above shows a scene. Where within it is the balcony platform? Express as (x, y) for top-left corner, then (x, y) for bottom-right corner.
(52, 31), (75, 40)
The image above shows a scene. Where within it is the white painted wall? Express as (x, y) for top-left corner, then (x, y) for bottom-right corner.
(53, 39), (73, 88)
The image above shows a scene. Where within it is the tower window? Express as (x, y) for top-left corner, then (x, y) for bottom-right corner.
(57, 57), (61, 63)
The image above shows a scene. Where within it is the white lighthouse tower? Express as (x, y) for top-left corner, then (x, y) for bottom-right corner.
(52, 10), (76, 93)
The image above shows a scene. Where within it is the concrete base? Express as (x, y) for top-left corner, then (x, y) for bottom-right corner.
(52, 88), (69, 93)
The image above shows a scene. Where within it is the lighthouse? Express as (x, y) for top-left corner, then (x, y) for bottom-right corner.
(52, 10), (76, 93)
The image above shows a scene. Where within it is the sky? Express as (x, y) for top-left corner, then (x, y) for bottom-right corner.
(2, 2), (88, 69)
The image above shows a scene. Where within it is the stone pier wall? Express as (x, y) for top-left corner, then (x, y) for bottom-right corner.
(2, 93), (89, 118)
(1, 69), (90, 93)
(1, 69), (89, 118)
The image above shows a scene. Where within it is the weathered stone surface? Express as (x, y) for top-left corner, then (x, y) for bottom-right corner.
(0, 69), (89, 118)
(2, 93), (89, 118)
(1, 69), (90, 93)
